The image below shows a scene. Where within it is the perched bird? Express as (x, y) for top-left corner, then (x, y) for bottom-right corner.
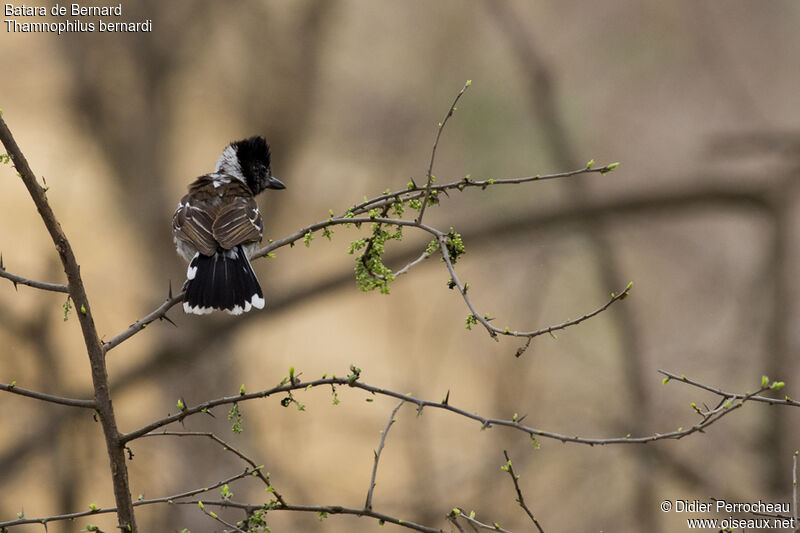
(173, 136), (285, 315)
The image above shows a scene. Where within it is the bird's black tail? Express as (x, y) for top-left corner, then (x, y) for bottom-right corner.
(183, 245), (265, 315)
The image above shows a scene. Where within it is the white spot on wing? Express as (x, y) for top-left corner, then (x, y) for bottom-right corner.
(186, 253), (199, 280)
(251, 294), (265, 309)
(184, 302), (214, 315)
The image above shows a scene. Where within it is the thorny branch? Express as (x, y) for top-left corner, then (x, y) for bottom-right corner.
(0, 113), (138, 532)
(120, 369), (778, 448)
(365, 401), (404, 510)
(0, 256), (69, 293)
(140, 430), (286, 506)
(0, 468), (256, 529)
(502, 450), (544, 533)
(416, 79), (471, 224)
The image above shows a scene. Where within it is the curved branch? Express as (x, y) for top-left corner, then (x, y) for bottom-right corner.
(174, 499), (445, 533)
(0, 113), (137, 531)
(121, 371), (773, 448)
(417, 80), (471, 224)
(0, 468), (255, 529)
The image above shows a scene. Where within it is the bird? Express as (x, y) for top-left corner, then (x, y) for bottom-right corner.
(172, 136), (285, 315)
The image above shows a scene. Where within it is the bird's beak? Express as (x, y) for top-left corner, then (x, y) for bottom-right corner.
(267, 175), (286, 190)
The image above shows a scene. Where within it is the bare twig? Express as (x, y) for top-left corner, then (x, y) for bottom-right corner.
(0, 468), (254, 529)
(502, 450), (544, 533)
(417, 80), (471, 224)
(175, 499), (446, 533)
(0, 382), (95, 409)
(0, 260), (68, 293)
(365, 401), (403, 510)
(103, 292), (183, 352)
(140, 430), (286, 505)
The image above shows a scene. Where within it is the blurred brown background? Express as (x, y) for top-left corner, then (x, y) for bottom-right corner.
(1, 1), (800, 531)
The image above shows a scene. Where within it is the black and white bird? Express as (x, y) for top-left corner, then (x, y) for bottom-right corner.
(173, 136), (285, 315)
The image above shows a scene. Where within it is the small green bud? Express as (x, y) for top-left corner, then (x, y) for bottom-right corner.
(771, 381), (785, 390)
(586, 159), (595, 169)
(761, 375), (769, 388)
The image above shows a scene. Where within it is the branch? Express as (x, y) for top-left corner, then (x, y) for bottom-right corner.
(0, 468), (255, 529)
(449, 508), (512, 533)
(0, 113), (137, 531)
(0, 382), (95, 409)
(365, 401), (403, 510)
(121, 370), (774, 448)
(502, 450), (544, 533)
(658, 370), (798, 407)
(0, 257), (68, 293)
(139, 430), (286, 506)
(103, 291), (182, 352)
(417, 80), (471, 224)
(174, 500), (446, 533)
(102, 161), (618, 353)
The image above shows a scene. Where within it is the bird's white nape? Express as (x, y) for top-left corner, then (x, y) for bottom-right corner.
(215, 145), (244, 182)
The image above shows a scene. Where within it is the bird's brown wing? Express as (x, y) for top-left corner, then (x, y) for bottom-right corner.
(212, 194), (263, 249)
(172, 177), (222, 256)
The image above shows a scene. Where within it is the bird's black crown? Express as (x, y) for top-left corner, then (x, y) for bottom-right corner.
(230, 136), (285, 194)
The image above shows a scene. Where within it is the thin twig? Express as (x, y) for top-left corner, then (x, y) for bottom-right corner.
(0, 468), (254, 528)
(393, 249), (431, 277)
(174, 499), (446, 533)
(0, 382), (95, 409)
(140, 430), (286, 506)
(502, 450), (544, 533)
(103, 293), (183, 352)
(658, 370), (799, 407)
(197, 504), (248, 533)
(417, 80), (471, 224)
(0, 262), (68, 293)
(365, 401), (403, 510)
(450, 508), (511, 533)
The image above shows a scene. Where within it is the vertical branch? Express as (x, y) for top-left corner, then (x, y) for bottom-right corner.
(365, 401), (403, 511)
(0, 115), (137, 532)
(501, 450), (544, 533)
(416, 81), (470, 224)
